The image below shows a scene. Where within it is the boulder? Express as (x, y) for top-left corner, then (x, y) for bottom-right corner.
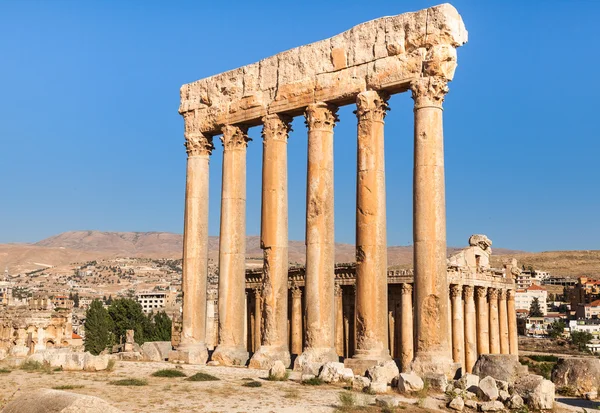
(448, 396), (464, 411)
(301, 374), (316, 382)
(269, 360), (287, 380)
(464, 399), (478, 409)
(302, 362), (322, 377)
(369, 381), (388, 394)
(480, 401), (505, 412)
(455, 373), (480, 392)
(376, 395), (400, 408)
(397, 372), (424, 393)
(141, 341), (172, 362)
(1, 389), (123, 413)
(424, 372), (448, 392)
(498, 390), (510, 402)
(352, 376), (371, 391)
(514, 374), (555, 410)
(83, 353), (110, 372)
(318, 362), (348, 383)
(495, 380), (509, 392)
(26, 349), (110, 371)
(477, 376), (499, 401)
(551, 357), (600, 396)
(472, 354), (527, 383)
(367, 360), (399, 385)
(585, 391), (597, 400)
(506, 394), (524, 409)
(420, 396), (444, 410)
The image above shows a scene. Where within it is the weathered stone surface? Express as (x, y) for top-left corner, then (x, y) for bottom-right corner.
(302, 362), (322, 377)
(1, 389), (123, 413)
(352, 375), (371, 391)
(376, 396), (400, 408)
(449, 396), (464, 411)
(478, 376), (499, 401)
(480, 401), (505, 412)
(179, 4), (467, 135)
(269, 360), (287, 380)
(397, 372), (424, 393)
(498, 390), (510, 402)
(495, 379), (509, 392)
(464, 399), (478, 409)
(456, 373), (480, 392)
(472, 355), (527, 383)
(551, 357), (600, 396)
(425, 372), (449, 392)
(369, 381), (388, 394)
(506, 394), (524, 409)
(318, 362), (350, 383)
(367, 360), (400, 386)
(27, 349), (110, 371)
(514, 374), (555, 410)
(141, 341), (172, 362)
(585, 390), (598, 400)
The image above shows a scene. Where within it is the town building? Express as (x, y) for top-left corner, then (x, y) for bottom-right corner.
(515, 285), (548, 315)
(575, 299), (600, 320)
(136, 290), (178, 315)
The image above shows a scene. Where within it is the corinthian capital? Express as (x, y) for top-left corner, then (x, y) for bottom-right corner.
(410, 77), (449, 109)
(463, 285), (474, 299)
(450, 284), (462, 299)
(507, 290), (515, 301)
(221, 125), (251, 150)
(401, 283), (413, 295)
(488, 288), (498, 300)
(262, 114), (293, 142)
(355, 90), (389, 122)
(498, 289), (507, 300)
(476, 286), (487, 299)
(304, 102), (339, 131)
(185, 132), (214, 156)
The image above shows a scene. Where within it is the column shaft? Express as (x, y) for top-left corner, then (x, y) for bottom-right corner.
(296, 102), (339, 369)
(476, 287), (489, 355)
(351, 90), (390, 370)
(212, 125), (250, 366)
(507, 290), (519, 355)
(335, 285), (344, 357)
(291, 287), (303, 355)
(254, 289), (262, 352)
(410, 77), (453, 375)
(450, 285), (464, 369)
(488, 289), (500, 354)
(499, 289), (510, 354)
(400, 283), (414, 373)
(175, 131), (213, 364)
(463, 286), (477, 373)
(250, 115), (293, 369)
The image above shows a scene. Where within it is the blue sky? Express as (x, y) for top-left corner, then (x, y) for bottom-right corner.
(0, 1), (598, 251)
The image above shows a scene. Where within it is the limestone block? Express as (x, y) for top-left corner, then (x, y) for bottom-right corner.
(424, 3), (469, 47)
(478, 376), (499, 401)
(472, 354), (527, 383)
(301, 374), (316, 382)
(352, 376), (371, 391)
(369, 381), (388, 394)
(141, 342), (162, 362)
(1, 389), (123, 413)
(479, 401), (505, 412)
(318, 362), (347, 383)
(340, 368), (354, 382)
(585, 390), (598, 400)
(495, 380), (509, 392)
(83, 353), (110, 372)
(424, 44), (458, 80)
(302, 362), (322, 377)
(456, 373), (480, 392)
(498, 390), (510, 402)
(420, 396), (444, 411)
(448, 396), (464, 411)
(0, 348), (7, 360)
(269, 360), (287, 380)
(367, 360), (400, 386)
(376, 395), (400, 408)
(397, 372), (424, 393)
(464, 399), (478, 409)
(551, 357), (600, 396)
(424, 372), (448, 392)
(506, 394), (524, 409)
(513, 374), (555, 411)
(118, 351), (142, 361)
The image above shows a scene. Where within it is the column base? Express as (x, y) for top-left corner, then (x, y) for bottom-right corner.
(248, 345), (291, 370)
(169, 343), (208, 365)
(293, 347), (339, 371)
(345, 348), (391, 375)
(410, 351), (459, 379)
(211, 345), (249, 367)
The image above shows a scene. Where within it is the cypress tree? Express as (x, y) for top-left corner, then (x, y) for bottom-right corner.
(84, 299), (113, 355)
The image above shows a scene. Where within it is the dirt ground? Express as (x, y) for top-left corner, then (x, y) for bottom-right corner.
(0, 360), (429, 413)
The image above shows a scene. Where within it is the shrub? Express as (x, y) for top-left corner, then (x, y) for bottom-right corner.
(266, 370), (290, 381)
(186, 372), (220, 382)
(0, 368), (11, 374)
(52, 385), (84, 390)
(338, 391), (356, 408)
(528, 355), (559, 363)
(106, 359), (116, 372)
(302, 377), (323, 386)
(242, 380), (262, 388)
(110, 378), (148, 386)
(20, 360), (43, 371)
(152, 369), (187, 378)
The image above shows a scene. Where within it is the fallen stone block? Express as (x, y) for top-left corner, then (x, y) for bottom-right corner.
(376, 395), (400, 408)
(477, 376), (499, 401)
(397, 372), (424, 393)
(514, 374), (555, 410)
(367, 359), (399, 386)
(269, 360), (287, 380)
(472, 354), (527, 383)
(479, 400), (505, 412)
(551, 357), (600, 397)
(1, 389), (123, 413)
(448, 396), (464, 411)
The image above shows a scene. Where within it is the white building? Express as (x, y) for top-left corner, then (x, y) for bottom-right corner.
(136, 291), (177, 314)
(515, 284), (548, 315)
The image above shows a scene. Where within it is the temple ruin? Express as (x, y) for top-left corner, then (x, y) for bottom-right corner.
(169, 4), (516, 377)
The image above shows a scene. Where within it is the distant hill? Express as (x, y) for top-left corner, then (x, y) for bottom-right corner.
(491, 250), (600, 278)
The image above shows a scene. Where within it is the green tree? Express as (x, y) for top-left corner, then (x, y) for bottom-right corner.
(84, 300), (113, 355)
(148, 311), (172, 341)
(108, 298), (150, 345)
(73, 292), (80, 308)
(548, 320), (566, 338)
(571, 331), (593, 352)
(529, 297), (543, 317)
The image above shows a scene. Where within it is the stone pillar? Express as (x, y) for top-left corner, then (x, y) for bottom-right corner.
(335, 284), (344, 357)
(171, 129), (214, 364)
(400, 283), (414, 373)
(296, 102), (339, 369)
(348, 90), (390, 374)
(212, 125), (251, 367)
(488, 288), (500, 354)
(450, 285), (464, 369)
(388, 311), (395, 358)
(34, 327), (46, 352)
(291, 286), (303, 356)
(498, 289), (510, 355)
(507, 290), (519, 355)
(463, 285), (477, 373)
(250, 114), (293, 369)
(410, 77), (453, 376)
(254, 288), (262, 352)
(475, 286), (489, 355)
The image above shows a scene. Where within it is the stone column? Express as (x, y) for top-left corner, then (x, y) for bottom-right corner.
(475, 286), (489, 355)
(498, 289), (509, 355)
(172, 129), (214, 364)
(507, 290), (519, 355)
(335, 284), (344, 357)
(250, 114), (293, 369)
(296, 102), (339, 369)
(348, 90), (391, 374)
(488, 288), (500, 354)
(291, 286), (303, 356)
(463, 285), (477, 373)
(410, 77), (453, 375)
(212, 125), (250, 366)
(400, 283), (414, 373)
(254, 288), (262, 352)
(450, 285), (464, 369)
